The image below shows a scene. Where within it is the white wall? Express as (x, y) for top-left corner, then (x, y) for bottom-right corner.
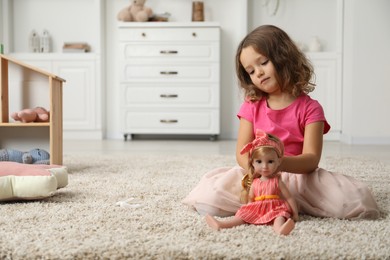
(248, 0), (340, 52)
(105, 0), (247, 140)
(10, 0), (100, 53)
(342, 0), (390, 144)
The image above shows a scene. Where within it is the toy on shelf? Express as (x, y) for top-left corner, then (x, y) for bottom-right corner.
(0, 148), (50, 165)
(117, 0), (153, 22)
(11, 107), (50, 123)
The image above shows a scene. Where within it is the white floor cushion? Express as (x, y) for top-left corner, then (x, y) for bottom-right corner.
(0, 162), (68, 201)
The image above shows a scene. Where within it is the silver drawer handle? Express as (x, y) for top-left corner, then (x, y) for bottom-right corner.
(160, 50), (178, 54)
(160, 94), (178, 98)
(160, 119), (178, 124)
(160, 71), (178, 75)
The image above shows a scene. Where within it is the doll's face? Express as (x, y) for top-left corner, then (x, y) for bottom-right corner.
(251, 149), (280, 179)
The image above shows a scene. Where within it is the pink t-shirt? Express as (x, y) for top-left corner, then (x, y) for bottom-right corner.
(237, 94), (330, 156)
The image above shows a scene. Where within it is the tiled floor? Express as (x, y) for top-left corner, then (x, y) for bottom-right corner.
(63, 139), (390, 166)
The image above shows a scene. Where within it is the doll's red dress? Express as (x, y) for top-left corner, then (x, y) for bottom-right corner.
(235, 177), (291, 224)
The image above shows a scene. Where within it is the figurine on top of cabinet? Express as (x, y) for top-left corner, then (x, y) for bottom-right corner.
(29, 30), (40, 53)
(117, 0), (153, 22)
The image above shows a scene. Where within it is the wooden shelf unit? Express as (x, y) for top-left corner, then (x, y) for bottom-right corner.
(0, 53), (65, 165)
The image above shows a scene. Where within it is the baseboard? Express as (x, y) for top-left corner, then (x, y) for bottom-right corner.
(63, 130), (103, 140)
(340, 134), (390, 145)
(324, 131), (341, 141)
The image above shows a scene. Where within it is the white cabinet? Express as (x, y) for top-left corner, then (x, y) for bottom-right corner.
(118, 23), (220, 140)
(308, 53), (342, 139)
(53, 60), (101, 135)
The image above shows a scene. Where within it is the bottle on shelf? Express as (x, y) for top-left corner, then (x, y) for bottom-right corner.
(29, 30), (40, 53)
(40, 30), (52, 53)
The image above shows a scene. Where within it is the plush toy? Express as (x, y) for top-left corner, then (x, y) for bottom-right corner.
(117, 0), (153, 22)
(0, 148), (50, 164)
(11, 107), (50, 123)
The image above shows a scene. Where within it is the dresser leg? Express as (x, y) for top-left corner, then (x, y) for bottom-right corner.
(209, 135), (217, 141)
(124, 133), (135, 141)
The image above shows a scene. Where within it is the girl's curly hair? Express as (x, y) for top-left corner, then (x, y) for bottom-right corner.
(235, 25), (315, 101)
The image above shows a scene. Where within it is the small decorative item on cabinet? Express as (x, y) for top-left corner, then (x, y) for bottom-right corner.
(117, 0), (153, 22)
(309, 36), (322, 52)
(149, 12), (171, 22)
(192, 1), (204, 21)
(62, 42), (91, 53)
(29, 30), (40, 53)
(295, 41), (307, 52)
(40, 30), (52, 53)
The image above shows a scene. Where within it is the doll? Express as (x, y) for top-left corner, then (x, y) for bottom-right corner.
(205, 130), (299, 235)
(11, 107), (49, 123)
(0, 148), (50, 164)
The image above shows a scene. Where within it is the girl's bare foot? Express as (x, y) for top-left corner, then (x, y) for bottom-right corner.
(205, 214), (221, 230)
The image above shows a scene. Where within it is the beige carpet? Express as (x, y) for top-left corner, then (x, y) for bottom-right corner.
(0, 154), (389, 259)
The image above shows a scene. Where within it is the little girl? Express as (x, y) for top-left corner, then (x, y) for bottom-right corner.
(183, 25), (380, 219)
(206, 130), (299, 235)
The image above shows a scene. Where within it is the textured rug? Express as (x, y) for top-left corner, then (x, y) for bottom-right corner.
(0, 154), (389, 259)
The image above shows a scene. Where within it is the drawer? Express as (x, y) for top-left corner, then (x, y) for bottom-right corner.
(119, 28), (219, 42)
(121, 63), (219, 82)
(120, 42), (219, 62)
(123, 110), (220, 134)
(122, 83), (218, 107)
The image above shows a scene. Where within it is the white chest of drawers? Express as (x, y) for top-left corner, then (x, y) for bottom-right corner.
(118, 22), (220, 140)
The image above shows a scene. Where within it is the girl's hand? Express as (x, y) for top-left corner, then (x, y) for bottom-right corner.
(279, 122), (324, 174)
(240, 189), (249, 204)
(276, 156), (284, 172)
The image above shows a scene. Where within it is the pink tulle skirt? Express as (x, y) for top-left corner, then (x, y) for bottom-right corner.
(182, 166), (380, 219)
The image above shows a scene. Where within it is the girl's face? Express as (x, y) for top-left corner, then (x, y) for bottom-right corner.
(252, 149), (280, 179)
(240, 45), (281, 95)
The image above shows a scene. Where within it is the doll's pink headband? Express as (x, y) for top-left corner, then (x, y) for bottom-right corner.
(240, 129), (284, 158)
